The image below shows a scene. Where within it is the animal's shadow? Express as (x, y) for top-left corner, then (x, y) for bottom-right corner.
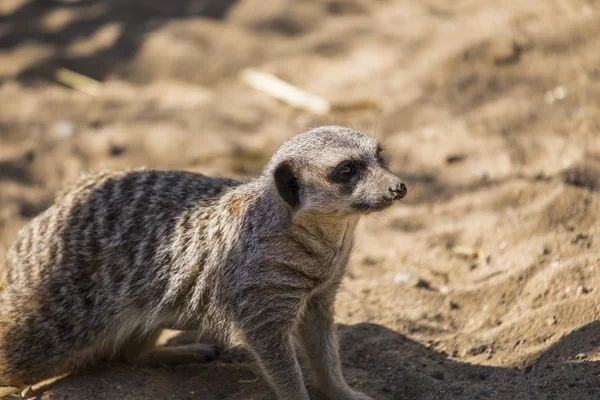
(0, 0), (239, 83)
(35, 321), (600, 400)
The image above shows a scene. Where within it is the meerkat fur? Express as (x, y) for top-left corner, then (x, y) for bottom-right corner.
(0, 126), (407, 400)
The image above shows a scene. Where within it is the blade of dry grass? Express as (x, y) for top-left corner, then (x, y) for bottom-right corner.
(54, 68), (101, 96)
(240, 68), (330, 114)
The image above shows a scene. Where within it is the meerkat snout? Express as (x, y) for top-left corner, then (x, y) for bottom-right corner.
(388, 181), (407, 200)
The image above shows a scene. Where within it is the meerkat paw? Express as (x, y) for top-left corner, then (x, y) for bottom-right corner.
(334, 389), (373, 400)
(353, 392), (373, 400)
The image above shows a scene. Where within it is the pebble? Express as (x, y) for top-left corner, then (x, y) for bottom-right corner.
(393, 272), (430, 289)
(546, 316), (557, 326)
(446, 298), (460, 310)
(544, 86), (568, 104)
(576, 286), (590, 296)
(54, 121), (77, 139)
(542, 246), (551, 255)
(481, 386), (495, 397)
(109, 143), (127, 157)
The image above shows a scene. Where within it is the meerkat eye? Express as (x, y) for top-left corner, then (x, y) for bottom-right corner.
(339, 163), (355, 176)
(332, 161), (360, 183)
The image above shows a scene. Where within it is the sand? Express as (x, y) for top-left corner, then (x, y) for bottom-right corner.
(1, 0), (600, 398)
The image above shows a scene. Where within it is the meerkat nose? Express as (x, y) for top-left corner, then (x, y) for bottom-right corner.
(388, 182), (407, 200)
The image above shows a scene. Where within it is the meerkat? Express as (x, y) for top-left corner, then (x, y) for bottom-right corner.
(0, 125), (406, 400)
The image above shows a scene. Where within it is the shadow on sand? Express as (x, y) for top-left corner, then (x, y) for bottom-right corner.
(34, 321), (600, 400)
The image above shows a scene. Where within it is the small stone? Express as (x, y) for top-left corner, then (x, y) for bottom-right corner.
(447, 298), (460, 310)
(576, 286), (590, 296)
(481, 386), (495, 397)
(546, 316), (557, 326)
(54, 121), (77, 139)
(554, 86), (567, 100)
(575, 353), (587, 361)
(393, 272), (430, 289)
(109, 144), (127, 157)
(550, 260), (560, 269)
(544, 86), (568, 104)
(498, 241), (507, 250)
(415, 279), (431, 289)
(393, 272), (418, 285)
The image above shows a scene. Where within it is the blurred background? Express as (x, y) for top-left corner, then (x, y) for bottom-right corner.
(1, 0), (600, 399)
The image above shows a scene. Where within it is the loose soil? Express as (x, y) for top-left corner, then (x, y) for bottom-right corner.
(1, 0), (600, 398)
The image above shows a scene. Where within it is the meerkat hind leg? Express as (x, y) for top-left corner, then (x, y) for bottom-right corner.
(137, 343), (220, 366)
(118, 329), (219, 366)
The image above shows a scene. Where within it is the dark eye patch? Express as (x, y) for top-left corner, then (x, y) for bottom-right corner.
(330, 159), (363, 183)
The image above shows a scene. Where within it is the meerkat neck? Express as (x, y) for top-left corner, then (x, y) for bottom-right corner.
(289, 211), (359, 249)
(220, 178), (291, 228)
(232, 176), (358, 248)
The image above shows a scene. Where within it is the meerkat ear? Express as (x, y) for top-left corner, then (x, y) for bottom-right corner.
(274, 161), (300, 209)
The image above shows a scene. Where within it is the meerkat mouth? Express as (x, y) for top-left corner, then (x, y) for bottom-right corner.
(350, 198), (395, 213)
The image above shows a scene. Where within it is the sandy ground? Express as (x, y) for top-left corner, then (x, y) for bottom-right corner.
(1, 0), (600, 398)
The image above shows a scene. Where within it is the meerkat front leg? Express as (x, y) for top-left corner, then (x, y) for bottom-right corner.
(298, 296), (373, 400)
(245, 328), (310, 400)
(238, 297), (311, 400)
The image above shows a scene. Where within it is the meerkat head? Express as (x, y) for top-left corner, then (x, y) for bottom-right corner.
(266, 126), (406, 216)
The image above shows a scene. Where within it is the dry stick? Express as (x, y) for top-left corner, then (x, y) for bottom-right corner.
(240, 68), (379, 114)
(240, 68), (330, 114)
(0, 386), (21, 399)
(53, 68), (101, 96)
